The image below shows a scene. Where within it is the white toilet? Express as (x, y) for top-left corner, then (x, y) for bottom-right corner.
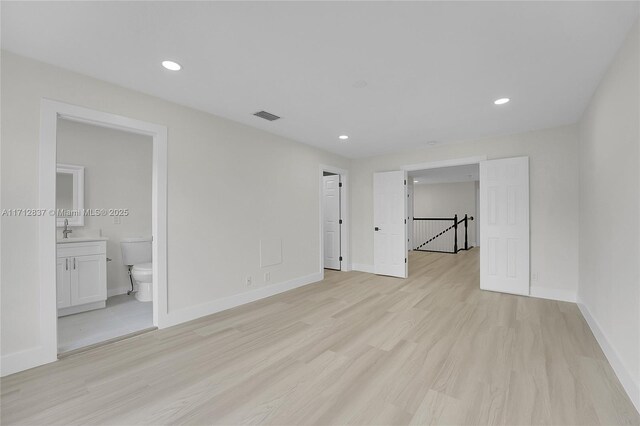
(120, 237), (153, 302)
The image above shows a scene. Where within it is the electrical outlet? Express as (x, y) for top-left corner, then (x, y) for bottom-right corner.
(245, 276), (252, 287)
(264, 272), (270, 282)
(532, 272), (539, 281)
(113, 216), (122, 225)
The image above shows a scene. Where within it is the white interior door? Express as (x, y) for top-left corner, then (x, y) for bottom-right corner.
(407, 184), (414, 251)
(479, 157), (530, 295)
(323, 175), (341, 270)
(374, 171), (408, 278)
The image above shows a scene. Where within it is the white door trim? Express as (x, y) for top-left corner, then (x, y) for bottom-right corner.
(401, 156), (486, 257)
(319, 165), (350, 277)
(401, 155), (488, 172)
(33, 99), (168, 373)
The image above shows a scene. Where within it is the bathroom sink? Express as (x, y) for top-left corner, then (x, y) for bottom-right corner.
(57, 236), (109, 244)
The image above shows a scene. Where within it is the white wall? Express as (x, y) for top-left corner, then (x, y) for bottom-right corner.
(57, 119), (153, 295)
(578, 21), (639, 410)
(351, 124), (580, 302)
(413, 181), (477, 248)
(0, 51), (350, 368)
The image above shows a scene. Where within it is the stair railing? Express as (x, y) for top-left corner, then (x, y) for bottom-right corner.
(413, 214), (474, 254)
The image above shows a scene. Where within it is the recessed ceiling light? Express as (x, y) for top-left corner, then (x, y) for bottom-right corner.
(494, 97), (510, 105)
(339, 135), (349, 140)
(426, 141), (438, 146)
(162, 60), (182, 71)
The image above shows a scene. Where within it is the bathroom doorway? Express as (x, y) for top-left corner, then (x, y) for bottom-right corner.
(55, 119), (155, 354)
(39, 100), (168, 362)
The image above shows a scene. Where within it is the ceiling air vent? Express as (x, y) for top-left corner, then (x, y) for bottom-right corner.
(253, 111), (281, 121)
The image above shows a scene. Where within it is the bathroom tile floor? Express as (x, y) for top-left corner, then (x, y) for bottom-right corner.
(57, 294), (153, 353)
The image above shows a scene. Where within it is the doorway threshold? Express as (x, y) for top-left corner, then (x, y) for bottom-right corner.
(57, 326), (157, 359)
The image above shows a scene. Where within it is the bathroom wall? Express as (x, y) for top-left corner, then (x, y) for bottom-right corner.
(56, 119), (153, 295)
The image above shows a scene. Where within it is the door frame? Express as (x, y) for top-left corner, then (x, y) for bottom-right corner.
(321, 174), (341, 271)
(402, 156), (487, 255)
(319, 165), (350, 275)
(401, 156), (488, 172)
(39, 99), (168, 363)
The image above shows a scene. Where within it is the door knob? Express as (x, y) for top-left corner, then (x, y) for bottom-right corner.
(375, 227), (381, 231)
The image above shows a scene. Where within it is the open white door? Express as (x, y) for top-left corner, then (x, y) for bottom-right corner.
(407, 183), (414, 251)
(374, 171), (408, 278)
(322, 175), (341, 270)
(479, 157), (530, 295)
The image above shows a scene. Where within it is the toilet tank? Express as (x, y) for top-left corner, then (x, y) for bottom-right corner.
(121, 237), (152, 266)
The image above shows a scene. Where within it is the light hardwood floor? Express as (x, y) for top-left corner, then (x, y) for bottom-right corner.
(2, 249), (639, 425)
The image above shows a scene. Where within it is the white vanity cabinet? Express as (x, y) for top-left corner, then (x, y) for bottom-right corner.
(56, 239), (107, 316)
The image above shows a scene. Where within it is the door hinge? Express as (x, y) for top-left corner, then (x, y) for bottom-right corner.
(339, 256), (343, 261)
(404, 219), (406, 224)
(339, 182), (343, 187)
(339, 219), (343, 224)
(404, 179), (407, 185)
(405, 258), (407, 263)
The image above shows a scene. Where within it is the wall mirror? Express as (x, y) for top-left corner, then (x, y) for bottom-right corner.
(56, 164), (85, 227)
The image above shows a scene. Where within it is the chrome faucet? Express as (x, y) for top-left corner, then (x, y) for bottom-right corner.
(62, 218), (72, 239)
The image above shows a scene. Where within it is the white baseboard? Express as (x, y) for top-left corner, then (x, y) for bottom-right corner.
(577, 301), (640, 413)
(2, 272), (322, 376)
(352, 263), (374, 274)
(107, 286), (131, 297)
(529, 286), (577, 303)
(1, 346), (56, 377)
(162, 271), (323, 328)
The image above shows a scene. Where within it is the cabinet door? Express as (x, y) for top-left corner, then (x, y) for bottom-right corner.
(56, 257), (72, 308)
(70, 254), (107, 306)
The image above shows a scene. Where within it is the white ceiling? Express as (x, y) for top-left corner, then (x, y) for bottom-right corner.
(410, 164), (479, 184)
(2, 2), (638, 158)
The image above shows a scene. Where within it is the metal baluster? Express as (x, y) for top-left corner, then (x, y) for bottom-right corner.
(453, 215), (458, 253)
(464, 214), (468, 250)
